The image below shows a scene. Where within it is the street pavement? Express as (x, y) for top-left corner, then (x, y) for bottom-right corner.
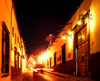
(11, 70), (95, 81)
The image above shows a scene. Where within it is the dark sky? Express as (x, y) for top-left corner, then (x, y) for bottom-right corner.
(14, 0), (82, 55)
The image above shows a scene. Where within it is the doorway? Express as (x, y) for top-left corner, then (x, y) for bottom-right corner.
(75, 25), (89, 76)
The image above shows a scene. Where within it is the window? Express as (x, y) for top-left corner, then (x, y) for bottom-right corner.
(12, 27), (14, 37)
(59, 55), (61, 61)
(78, 27), (87, 45)
(62, 44), (66, 64)
(14, 50), (20, 69)
(17, 37), (19, 43)
(82, 56), (84, 62)
(15, 33), (16, 44)
(14, 49), (17, 69)
(2, 22), (9, 73)
(54, 52), (56, 67)
(50, 57), (51, 68)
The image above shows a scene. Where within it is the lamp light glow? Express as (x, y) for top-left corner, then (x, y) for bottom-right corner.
(33, 61), (36, 65)
(62, 35), (66, 40)
(43, 52), (50, 60)
(38, 56), (44, 61)
(49, 34), (52, 36)
(77, 19), (82, 25)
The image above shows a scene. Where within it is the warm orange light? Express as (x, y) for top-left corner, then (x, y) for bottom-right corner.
(49, 34), (52, 36)
(42, 68), (54, 71)
(77, 19), (82, 25)
(38, 56), (44, 62)
(43, 52), (50, 60)
(62, 35), (66, 40)
(33, 61), (36, 65)
(68, 31), (73, 53)
(29, 57), (33, 61)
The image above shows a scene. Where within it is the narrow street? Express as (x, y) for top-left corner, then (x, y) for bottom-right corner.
(21, 70), (66, 81)
(12, 70), (95, 81)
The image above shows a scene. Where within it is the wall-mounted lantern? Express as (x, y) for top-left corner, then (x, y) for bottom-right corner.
(77, 12), (92, 26)
(77, 14), (83, 25)
(62, 32), (72, 40)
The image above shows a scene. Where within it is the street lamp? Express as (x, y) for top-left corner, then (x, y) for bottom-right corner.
(77, 14), (83, 25)
(62, 32), (72, 40)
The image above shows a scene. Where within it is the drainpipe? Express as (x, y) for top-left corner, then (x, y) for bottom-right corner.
(75, 47), (78, 76)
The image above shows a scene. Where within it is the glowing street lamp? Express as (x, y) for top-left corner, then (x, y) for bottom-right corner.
(77, 18), (82, 25)
(38, 56), (44, 62)
(43, 52), (50, 60)
(62, 35), (66, 40)
(62, 33), (72, 40)
(33, 61), (36, 65)
(37, 56), (43, 64)
(49, 34), (52, 36)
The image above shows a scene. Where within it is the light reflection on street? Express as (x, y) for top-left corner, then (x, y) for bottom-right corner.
(39, 73), (53, 81)
(23, 69), (65, 81)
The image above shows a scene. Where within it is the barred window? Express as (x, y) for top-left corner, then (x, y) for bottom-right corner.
(14, 51), (17, 69)
(12, 27), (14, 37)
(17, 37), (19, 43)
(2, 22), (9, 73)
(15, 34), (16, 44)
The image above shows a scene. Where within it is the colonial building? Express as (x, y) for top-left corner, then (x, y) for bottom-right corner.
(0, 0), (26, 81)
(46, 0), (100, 81)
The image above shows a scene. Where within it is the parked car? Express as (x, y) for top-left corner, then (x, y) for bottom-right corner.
(33, 64), (43, 77)
(35, 64), (43, 73)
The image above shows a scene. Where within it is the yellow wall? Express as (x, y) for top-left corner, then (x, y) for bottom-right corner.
(48, 25), (73, 67)
(0, 0), (12, 32)
(11, 6), (26, 70)
(90, 0), (100, 54)
(0, 0), (12, 80)
(0, 23), (2, 78)
(47, 0), (93, 67)
(0, 0), (26, 80)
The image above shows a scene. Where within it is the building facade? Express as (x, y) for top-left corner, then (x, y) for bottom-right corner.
(0, 0), (26, 81)
(46, 0), (100, 80)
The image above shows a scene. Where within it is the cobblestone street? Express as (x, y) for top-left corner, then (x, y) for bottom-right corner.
(11, 70), (95, 81)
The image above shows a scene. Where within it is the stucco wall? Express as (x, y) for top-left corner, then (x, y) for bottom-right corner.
(0, 0), (12, 80)
(90, 0), (100, 54)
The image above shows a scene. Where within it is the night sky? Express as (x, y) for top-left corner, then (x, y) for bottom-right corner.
(14, 0), (83, 56)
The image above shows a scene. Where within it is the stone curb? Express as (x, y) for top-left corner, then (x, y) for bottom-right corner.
(44, 71), (66, 78)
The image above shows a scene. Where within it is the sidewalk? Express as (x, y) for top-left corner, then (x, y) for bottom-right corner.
(11, 72), (26, 81)
(44, 71), (95, 81)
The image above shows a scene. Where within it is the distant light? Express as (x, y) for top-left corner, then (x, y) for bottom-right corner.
(49, 34), (52, 36)
(30, 67), (33, 70)
(38, 56), (44, 62)
(33, 61), (36, 65)
(43, 52), (50, 60)
(36, 68), (41, 70)
(42, 68), (54, 71)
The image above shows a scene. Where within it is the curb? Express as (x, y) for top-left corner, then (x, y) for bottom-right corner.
(11, 73), (26, 81)
(44, 71), (66, 78)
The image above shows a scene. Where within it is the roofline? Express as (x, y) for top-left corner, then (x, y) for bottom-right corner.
(50, 0), (83, 46)
(12, 0), (22, 38)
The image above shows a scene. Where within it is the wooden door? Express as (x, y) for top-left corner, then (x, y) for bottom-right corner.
(78, 43), (86, 76)
(77, 25), (88, 76)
